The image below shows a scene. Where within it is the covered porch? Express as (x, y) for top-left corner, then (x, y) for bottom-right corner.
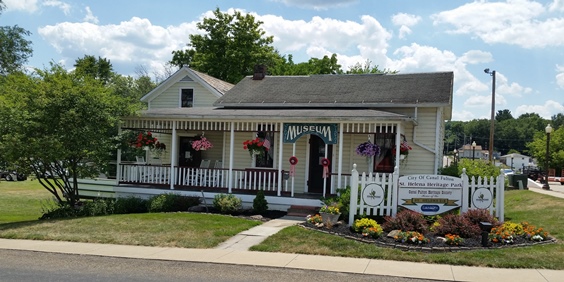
(110, 107), (413, 201)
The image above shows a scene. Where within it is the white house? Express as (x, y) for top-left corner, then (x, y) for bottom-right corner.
(500, 153), (534, 172)
(78, 66), (454, 211)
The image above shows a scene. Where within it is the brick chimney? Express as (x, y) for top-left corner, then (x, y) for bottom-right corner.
(253, 64), (266, 80)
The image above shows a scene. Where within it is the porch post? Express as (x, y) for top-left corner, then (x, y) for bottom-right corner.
(116, 127), (122, 182)
(337, 122), (344, 192)
(277, 122), (284, 196)
(395, 124), (401, 174)
(228, 122), (234, 193)
(169, 121), (177, 190)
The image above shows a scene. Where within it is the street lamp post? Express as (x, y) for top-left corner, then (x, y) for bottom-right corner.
(543, 124), (553, 190)
(472, 141), (476, 160)
(484, 68), (496, 163)
(511, 157), (514, 170)
(454, 149), (458, 166)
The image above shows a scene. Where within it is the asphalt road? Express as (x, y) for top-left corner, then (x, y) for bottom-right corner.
(0, 249), (439, 282)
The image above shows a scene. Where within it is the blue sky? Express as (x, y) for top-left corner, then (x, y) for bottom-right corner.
(3, 0), (564, 121)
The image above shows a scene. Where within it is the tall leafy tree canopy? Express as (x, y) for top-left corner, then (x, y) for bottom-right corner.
(0, 63), (139, 206)
(0, 0), (33, 75)
(74, 55), (113, 85)
(171, 8), (280, 84)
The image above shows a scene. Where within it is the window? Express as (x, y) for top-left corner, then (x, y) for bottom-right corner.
(373, 133), (395, 173)
(255, 128), (274, 168)
(181, 89), (194, 108)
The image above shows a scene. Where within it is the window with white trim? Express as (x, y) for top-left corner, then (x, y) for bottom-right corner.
(181, 89), (194, 108)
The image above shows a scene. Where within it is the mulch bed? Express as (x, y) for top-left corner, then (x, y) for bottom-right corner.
(300, 221), (557, 253)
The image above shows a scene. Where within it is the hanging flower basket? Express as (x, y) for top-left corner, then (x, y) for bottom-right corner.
(243, 137), (269, 157)
(356, 141), (380, 157)
(393, 140), (412, 156)
(192, 136), (213, 151)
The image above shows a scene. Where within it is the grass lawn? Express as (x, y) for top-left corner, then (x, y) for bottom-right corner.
(251, 190), (564, 269)
(1, 180), (563, 269)
(0, 180), (261, 248)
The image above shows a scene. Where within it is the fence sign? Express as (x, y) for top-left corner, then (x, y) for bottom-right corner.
(349, 166), (505, 226)
(398, 175), (462, 215)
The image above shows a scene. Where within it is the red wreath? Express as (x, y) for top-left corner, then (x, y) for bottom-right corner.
(321, 158), (330, 178)
(289, 156), (298, 177)
(289, 156), (298, 165)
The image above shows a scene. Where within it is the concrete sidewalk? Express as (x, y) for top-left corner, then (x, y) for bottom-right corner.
(1, 184), (563, 281)
(1, 215), (563, 282)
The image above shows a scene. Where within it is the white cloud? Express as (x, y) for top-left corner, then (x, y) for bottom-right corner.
(432, 0), (564, 48)
(271, 0), (357, 10)
(38, 17), (199, 75)
(258, 14), (391, 66)
(42, 0), (71, 15)
(556, 65), (564, 89)
(3, 0), (38, 12)
(452, 110), (476, 121)
(83, 6), (98, 24)
(549, 0), (564, 12)
(515, 100), (564, 119)
(391, 13), (421, 39)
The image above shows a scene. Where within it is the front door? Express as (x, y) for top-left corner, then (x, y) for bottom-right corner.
(308, 135), (332, 193)
(179, 137), (201, 167)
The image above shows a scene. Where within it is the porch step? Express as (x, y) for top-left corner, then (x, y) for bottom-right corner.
(286, 205), (320, 217)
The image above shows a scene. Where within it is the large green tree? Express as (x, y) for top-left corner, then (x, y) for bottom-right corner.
(74, 55), (113, 85)
(0, 64), (138, 206)
(528, 126), (564, 173)
(171, 8), (280, 84)
(0, 0), (33, 75)
(0, 22), (33, 74)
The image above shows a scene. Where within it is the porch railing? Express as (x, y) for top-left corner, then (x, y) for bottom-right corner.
(118, 164), (285, 193)
(118, 163), (357, 196)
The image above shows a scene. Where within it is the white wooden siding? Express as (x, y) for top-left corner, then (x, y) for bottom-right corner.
(150, 81), (218, 109)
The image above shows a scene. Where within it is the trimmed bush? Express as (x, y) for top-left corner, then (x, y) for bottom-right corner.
(382, 209), (428, 233)
(462, 208), (500, 228)
(433, 214), (481, 238)
(213, 194), (242, 214)
(114, 196), (149, 214)
(253, 189), (268, 214)
(148, 193), (201, 212)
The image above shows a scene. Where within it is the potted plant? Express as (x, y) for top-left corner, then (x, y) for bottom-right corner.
(319, 203), (341, 225)
(393, 139), (412, 160)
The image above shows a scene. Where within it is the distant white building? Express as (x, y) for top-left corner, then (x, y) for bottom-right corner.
(500, 153), (534, 172)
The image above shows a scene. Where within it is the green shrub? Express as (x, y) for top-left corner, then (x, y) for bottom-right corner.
(114, 196), (149, 214)
(352, 218), (379, 233)
(170, 195), (201, 211)
(213, 194), (242, 214)
(253, 189), (268, 214)
(40, 201), (77, 219)
(148, 194), (172, 212)
(381, 209), (428, 233)
(148, 193), (200, 212)
(80, 199), (115, 216)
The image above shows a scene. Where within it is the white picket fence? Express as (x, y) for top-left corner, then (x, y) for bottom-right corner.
(349, 165), (505, 225)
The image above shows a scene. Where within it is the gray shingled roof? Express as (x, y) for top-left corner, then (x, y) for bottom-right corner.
(214, 72), (453, 108)
(135, 107), (410, 122)
(191, 69), (234, 95)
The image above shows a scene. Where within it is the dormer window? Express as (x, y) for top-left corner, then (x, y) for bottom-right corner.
(181, 89), (194, 108)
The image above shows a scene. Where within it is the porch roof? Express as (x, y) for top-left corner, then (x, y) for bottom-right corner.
(134, 107), (412, 122)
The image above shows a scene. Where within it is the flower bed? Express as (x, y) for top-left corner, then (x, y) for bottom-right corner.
(300, 221), (556, 252)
